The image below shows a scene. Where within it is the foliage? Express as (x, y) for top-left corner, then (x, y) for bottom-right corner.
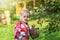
(27, 0), (60, 13)
(45, 0), (60, 13)
(47, 13), (60, 33)
(39, 13), (60, 34)
(0, 8), (4, 14)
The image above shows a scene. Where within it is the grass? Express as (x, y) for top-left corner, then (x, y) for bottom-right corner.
(0, 24), (14, 40)
(0, 20), (60, 40)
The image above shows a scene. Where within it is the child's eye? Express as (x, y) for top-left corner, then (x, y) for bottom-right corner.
(27, 16), (30, 18)
(24, 16), (26, 17)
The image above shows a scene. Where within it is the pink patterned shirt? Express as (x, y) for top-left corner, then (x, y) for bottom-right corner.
(14, 21), (30, 40)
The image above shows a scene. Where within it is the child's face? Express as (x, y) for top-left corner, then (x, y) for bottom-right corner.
(22, 12), (30, 22)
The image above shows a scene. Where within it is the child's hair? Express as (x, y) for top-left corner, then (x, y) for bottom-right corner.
(20, 9), (30, 20)
(20, 9), (30, 16)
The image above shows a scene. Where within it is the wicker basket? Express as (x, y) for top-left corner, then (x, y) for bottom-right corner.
(29, 27), (39, 39)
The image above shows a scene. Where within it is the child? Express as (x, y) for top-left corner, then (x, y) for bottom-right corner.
(14, 9), (32, 40)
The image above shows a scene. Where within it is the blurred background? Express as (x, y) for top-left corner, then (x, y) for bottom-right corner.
(0, 0), (60, 40)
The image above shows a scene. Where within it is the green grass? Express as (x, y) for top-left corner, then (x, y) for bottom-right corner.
(0, 24), (14, 40)
(0, 20), (60, 40)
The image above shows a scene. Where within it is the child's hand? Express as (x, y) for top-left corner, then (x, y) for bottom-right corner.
(29, 24), (35, 29)
(22, 37), (29, 40)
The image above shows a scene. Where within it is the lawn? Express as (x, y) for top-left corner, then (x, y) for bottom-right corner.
(0, 19), (60, 40)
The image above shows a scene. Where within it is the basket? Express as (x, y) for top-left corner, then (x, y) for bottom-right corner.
(29, 27), (39, 39)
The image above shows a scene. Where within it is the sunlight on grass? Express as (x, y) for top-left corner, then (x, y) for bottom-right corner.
(0, 24), (15, 40)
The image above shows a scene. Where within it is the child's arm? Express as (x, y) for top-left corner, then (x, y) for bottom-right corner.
(14, 22), (21, 40)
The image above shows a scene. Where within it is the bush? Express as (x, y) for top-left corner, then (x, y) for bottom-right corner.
(40, 13), (60, 34)
(45, 0), (60, 13)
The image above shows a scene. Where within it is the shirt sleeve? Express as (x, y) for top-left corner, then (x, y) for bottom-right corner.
(14, 22), (21, 39)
